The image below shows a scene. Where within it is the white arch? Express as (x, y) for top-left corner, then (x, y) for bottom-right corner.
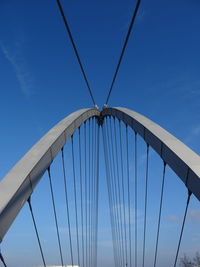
(0, 108), (100, 242)
(102, 107), (200, 201)
(1, 106), (199, 243)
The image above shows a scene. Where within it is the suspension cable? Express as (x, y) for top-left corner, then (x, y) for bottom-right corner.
(71, 136), (81, 267)
(84, 121), (89, 267)
(47, 167), (64, 267)
(107, 118), (122, 267)
(94, 121), (100, 267)
(102, 122), (119, 267)
(109, 117), (124, 267)
(126, 125), (132, 267)
(27, 197), (47, 267)
(61, 148), (74, 267)
(153, 162), (166, 267)
(173, 190), (192, 267)
(114, 117), (125, 267)
(78, 127), (85, 267)
(56, 0), (96, 106)
(119, 120), (128, 266)
(134, 131), (138, 267)
(105, 0), (141, 105)
(142, 143), (149, 267)
(0, 248), (7, 267)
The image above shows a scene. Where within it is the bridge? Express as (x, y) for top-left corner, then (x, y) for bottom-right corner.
(0, 107), (200, 267)
(0, 0), (199, 267)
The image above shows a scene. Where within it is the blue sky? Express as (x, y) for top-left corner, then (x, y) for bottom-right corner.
(0, 0), (200, 266)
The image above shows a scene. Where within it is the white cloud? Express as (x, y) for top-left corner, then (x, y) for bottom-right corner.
(0, 41), (34, 97)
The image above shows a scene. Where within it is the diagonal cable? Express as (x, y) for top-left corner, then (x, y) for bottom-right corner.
(61, 148), (74, 267)
(153, 162), (166, 267)
(173, 190), (192, 267)
(27, 197), (47, 267)
(105, 0), (141, 105)
(71, 136), (81, 267)
(0, 249), (7, 267)
(56, 0), (96, 106)
(48, 167), (64, 267)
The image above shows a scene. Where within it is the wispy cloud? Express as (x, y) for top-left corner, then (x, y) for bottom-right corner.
(0, 41), (34, 97)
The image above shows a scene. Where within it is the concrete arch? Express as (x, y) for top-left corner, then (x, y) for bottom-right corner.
(0, 108), (100, 242)
(102, 107), (200, 201)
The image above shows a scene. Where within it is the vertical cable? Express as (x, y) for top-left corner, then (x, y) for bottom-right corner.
(48, 167), (64, 267)
(126, 125), (132, 267)
(27, 197), (47, 267)
(173, 190), (192, 267)
(102, 123), (118, 267)
(142, 144), (149, 267)
(94, 121), (100, 267)
(61, 148), (74, 267)
(105, 118), (120, 267)
(153, 162), (166, 267)
(71, 136), (81, 267)
(134, 132), (138, 267)
(110, 117), (124, 267)
(119, 120), (128, 266)
(84, 121), (88, 267)
(0, 248), (7, 267)
(78, 127), (85, 267)
(114, 118), (125, 267)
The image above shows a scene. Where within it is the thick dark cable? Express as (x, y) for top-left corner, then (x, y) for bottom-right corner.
(0, 249), (7, 267)
(78, 128), (85, 267)
(47, 167), (64, 267)
(27, 197), (46, 267)
(153, 162), (166, 267)
(105, 0), (141, 105)
(173, 190), (192, 267)
(126, 125), (132, 267)
(142, 143), (149, 267)
(134, 132), (138, 267)
(56, 0), (96, 106)
(114, 118), (125, 267)
(61, 148), (74, 267)
(71, 136), (81, 267)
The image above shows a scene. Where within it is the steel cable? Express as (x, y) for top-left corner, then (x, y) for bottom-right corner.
(173, 190), (192, 267)
(102, 123), (119, 267)
(126, 125), (132, 267)
(71, 136), (81, 267)
(107, 118), (123, 267)
(78, 128), (85, 267)
(153, 162), (166, 267)
(114, 118), (125, 267)
(61, 148), (74, 267)
(27, 197), (47, 267)
(119, 120), (128, 266)
(0, 249), (7, 267)
(56, 0), (96, 106)
(105, 0), (141, 105)
(142, 144), (149, 267)
(134, 132), (138, 267)
(47, 167), (64, 267)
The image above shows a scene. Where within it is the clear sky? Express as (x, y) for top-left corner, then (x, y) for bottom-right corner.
(0, 0), (200, 266)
